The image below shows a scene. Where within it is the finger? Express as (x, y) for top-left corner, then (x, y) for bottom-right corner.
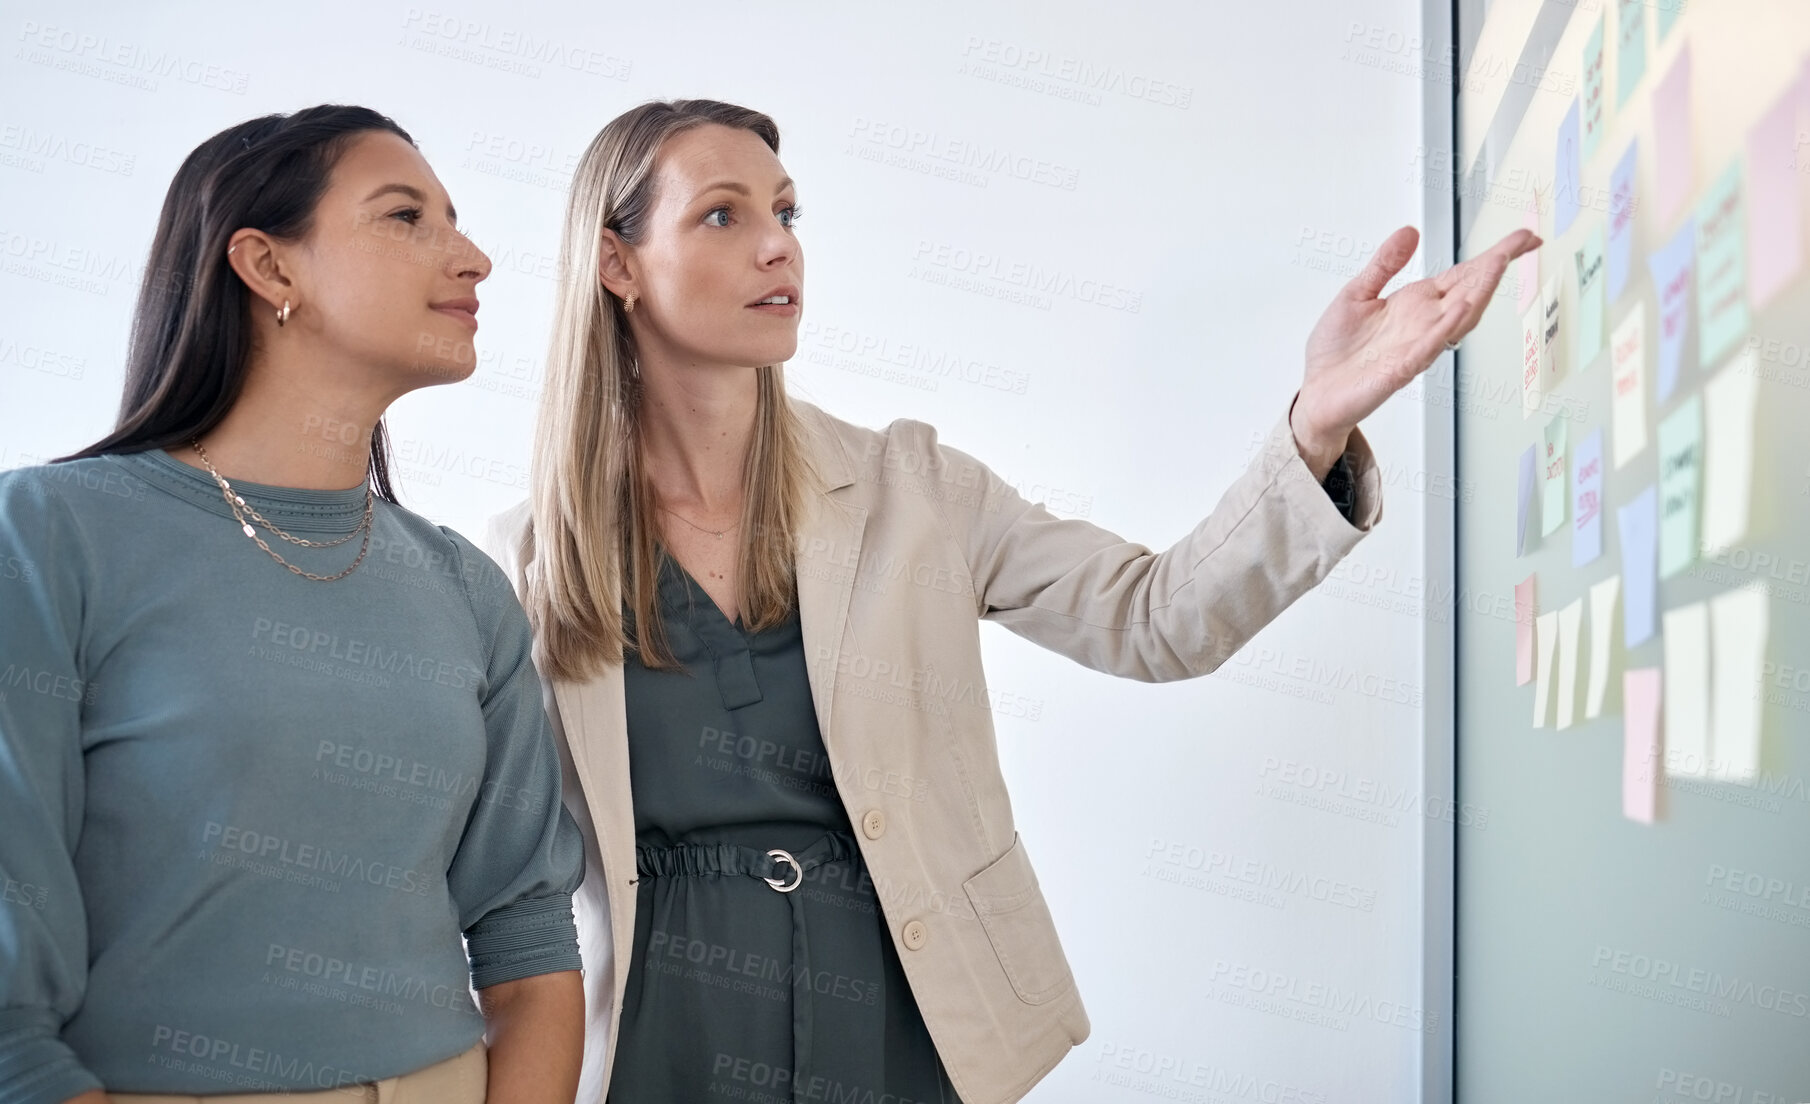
(1409, 293), (1474, 374)
(1344, 225), (1421, 302)
(1432, 229), (1541, 295)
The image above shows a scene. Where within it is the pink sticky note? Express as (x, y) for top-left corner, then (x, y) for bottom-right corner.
(1622, 668), (1663, 824)
(1747, 72), (1806, 309)
(1654, 46), (1693, 226)
(1516, 575), (1538, 685)
(1516, 207), (1541, 313)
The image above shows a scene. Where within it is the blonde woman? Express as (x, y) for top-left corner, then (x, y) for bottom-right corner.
(485, 99), (1536, 1104)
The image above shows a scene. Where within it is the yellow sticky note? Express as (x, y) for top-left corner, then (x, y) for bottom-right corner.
(1700, 348), (1760, 557)
(1556, 599), (1584, 729)
(1663, 602), (1711, 778)
(1534, 611), (1560, 727)
(1587, 575), (1621, 719)
(1709, 585), (1769, 784)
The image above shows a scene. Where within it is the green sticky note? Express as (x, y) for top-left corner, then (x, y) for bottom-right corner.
(1542, 413), (1570, 537)
(1582, 18), (1607, 163)
(1658, 395), (1703, 578)
(1657, 0), (1683, 42)
(1574, 223), (1607, 371)
(1696, 162), (1748, 369)
(1617, 0), (1648, 106)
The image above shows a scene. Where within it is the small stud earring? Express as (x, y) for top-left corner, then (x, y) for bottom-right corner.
(277, 300), (291, 327)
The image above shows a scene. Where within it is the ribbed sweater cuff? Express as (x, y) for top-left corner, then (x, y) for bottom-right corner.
(0, 1011), (103, 1104)
(465, 893), (582, 989)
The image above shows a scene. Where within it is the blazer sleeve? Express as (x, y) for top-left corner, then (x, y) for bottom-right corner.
(906, 394), (1383, 682)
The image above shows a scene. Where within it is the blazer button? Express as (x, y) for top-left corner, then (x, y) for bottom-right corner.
(862, 809), (886, 839)
(902, 920), (928, 951)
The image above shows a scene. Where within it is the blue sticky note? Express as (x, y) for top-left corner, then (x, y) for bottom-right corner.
(1573, 429), (1605, 566)
(1618, 485), (1659, 646)
(1647, 220), (1695, 403)
(1695, 162), (1748, 368)
(1607, 141), (1638, 301)
(1617, 0), (1648, 107)
(1518, 444), (1538, 556)
(1556, 97), (1583, 236)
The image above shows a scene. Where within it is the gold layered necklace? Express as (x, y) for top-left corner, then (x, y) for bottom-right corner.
(190, 439), (375, 582)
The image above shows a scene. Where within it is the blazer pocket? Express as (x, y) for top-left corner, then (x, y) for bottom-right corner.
(961, 832), (1076, 1006)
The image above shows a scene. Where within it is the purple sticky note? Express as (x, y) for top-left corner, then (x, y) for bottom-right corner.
(1556, 97), (1583, 236)
(1518, 444), (1538, 556)
(1747, 73), (1806, 309)
(1607, 141), (1639, 301)
(1573, 429), (1605, 566)
(1648, 220), (1695, 403)
(1654, 46), (1693, 226)
(1618, 485), (1659, 647)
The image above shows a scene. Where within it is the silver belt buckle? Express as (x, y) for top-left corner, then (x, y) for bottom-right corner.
(764, 848), (803, 893)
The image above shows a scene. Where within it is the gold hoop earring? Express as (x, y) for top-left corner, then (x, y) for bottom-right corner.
(277, 300), (291, 327)
(624, 293), (636, 315)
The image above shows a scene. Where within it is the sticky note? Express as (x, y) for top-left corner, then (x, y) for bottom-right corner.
(1542, 414), (1569, 537)
(1663, 602), (1710, 778)
(1657, 0), (1683, 41)
(1573, 428), (1605, 565)
(1516, 207), (1541, 313)
(1622, 667), (1662, 823)
(1543, 276), (1563, 383)
(1700, 349), (1760, 557)
(1616, 0), (1648, 108)
(1653, 45), (1692, 225)
(1583, 18), (1608, 162)
(1657, 395), (1703, 579)
(1556, 97), (1584, 236)
(1695, 162), (1748, 368)
(1649, 220), (1695, 403)
(1709, 585), (1769, 784)
(1587, 574), (1622, 719)
(1748, 75), (1806, 310)
(1534, 610), (1560, 727)
(1575, 225), (1608, 372)
(1517, 444), (1538, 556)
(1618, 486), (1659, 646)
(1556, 598), (1584, 730)
(1607, 142), (1639, 301)
(1516, 574), (1537, 686)
(1521, 297), (1548, 420)
(1611, 304), (1648, 468)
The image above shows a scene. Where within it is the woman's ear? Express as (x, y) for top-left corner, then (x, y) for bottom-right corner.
(597, 228), (636, 302)
(225, 229), (298, 317)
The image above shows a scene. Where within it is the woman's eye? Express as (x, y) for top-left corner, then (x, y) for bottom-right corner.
(778, 204), (803, 229)
(391, 207), (423, 224)
(704, 207), (731, 228)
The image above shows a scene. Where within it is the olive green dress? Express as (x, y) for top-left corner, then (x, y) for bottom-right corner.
(606, 553), (962, 1103)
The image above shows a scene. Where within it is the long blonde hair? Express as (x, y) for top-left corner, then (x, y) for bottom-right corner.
(524, 99), (814, 680)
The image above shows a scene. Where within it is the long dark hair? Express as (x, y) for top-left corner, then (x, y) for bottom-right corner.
(58, 105), (413, 503)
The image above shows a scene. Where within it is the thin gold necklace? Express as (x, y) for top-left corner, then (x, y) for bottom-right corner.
(657, 501), (740, 540)
(190, 439), (375, 582)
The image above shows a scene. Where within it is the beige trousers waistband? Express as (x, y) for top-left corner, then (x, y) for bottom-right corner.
(109, 1041), (486, 1104)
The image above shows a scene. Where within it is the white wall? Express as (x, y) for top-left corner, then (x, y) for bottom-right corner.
(0, 1), (1450, 1099)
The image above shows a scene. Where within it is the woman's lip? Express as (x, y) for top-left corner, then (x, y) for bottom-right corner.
(747, 302), (800, 316)
(433, 306), (479, 329)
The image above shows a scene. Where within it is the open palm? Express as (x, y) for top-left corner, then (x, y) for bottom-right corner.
(1291, 225), (1542, 465)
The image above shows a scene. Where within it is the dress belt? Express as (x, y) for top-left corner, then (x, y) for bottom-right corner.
(635, 830), (859, 1098)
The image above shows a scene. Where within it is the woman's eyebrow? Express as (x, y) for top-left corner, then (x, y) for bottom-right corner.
(696, 177), (796, 198)
(362, 182), (458, 224)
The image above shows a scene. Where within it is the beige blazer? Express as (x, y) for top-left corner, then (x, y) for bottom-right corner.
(482, 397), (1381, 1104)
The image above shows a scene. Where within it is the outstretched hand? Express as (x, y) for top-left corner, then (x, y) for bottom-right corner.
(1289, 225), (1542, 478)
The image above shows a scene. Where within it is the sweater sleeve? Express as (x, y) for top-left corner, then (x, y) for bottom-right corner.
(0, 471), (105, 1104)
(438, 529), (585, 990)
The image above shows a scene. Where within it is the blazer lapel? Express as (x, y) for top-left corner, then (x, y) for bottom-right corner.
(794, 403), (866, 756)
